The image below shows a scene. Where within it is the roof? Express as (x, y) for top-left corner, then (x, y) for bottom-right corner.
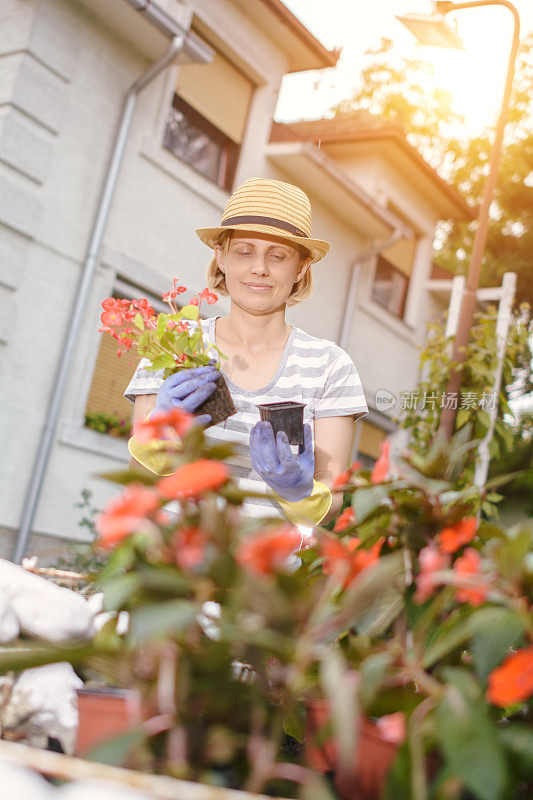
(271, 113), (476, 220)
(232, 0), (340, 72)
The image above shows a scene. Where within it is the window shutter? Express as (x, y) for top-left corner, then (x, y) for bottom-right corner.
(176, 50), (253, 144)
(85, 334), (140, 421)
(358, 422), (387, 460)
(381, 236), (417, 277)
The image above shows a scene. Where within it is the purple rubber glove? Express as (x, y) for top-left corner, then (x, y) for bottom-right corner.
(155, 365), (221, 426)
(250, 421), (314, 502)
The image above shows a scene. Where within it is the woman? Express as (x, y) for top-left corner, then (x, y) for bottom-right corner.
(125, 178), (368, 525)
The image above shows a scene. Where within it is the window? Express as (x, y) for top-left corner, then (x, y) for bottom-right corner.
(356, 421), (388, 467)
(371, 255), (409, 319)
(163, 37), (254, 191)
(164, 95), (239, 190)
(85, 280), (165, 439)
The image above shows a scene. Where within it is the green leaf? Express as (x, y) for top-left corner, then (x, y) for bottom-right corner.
(477, 410), (492, 430)
(150, 353), (176, 370)
(180, 304), (200, 320)
(102, 572), (142, 611)
(283, 701), (306, 744)
(422, 607), (474, 669)
(128, 599), (198, 643)
(470, 607), (525, 682)
(456, 407), (470, 428)
(351, 484), (390, 523)
(319, 645), (358, 772)
(133, 312), (145, 330)
(98, 469), (156, 487)
(157, 313), (167, 334)
(437, 668), (508, 800)
(85, 728), (145, 766)
(313, 553), (404, 641)
(359, 651), (393, 706)
(499, 724), (533, 779)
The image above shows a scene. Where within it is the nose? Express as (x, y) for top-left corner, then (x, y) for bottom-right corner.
(249, 254), (269, 276)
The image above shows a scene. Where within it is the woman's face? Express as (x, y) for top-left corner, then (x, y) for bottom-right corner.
(215, 233), (310, 314)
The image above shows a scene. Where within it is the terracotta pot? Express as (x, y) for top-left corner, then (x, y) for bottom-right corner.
(196, 373), (237, 427)
(305, 699), (398, 800)
(76, 687), (143, 755)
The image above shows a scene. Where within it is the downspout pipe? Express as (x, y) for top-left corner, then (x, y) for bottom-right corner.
(12, 33), (188, 563)
(338, 228), (409, 350)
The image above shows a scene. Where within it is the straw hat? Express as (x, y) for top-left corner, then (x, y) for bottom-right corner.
(195, 177), (330, 263)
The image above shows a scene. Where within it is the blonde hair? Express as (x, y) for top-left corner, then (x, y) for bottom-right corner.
(205, 231), (313, 306)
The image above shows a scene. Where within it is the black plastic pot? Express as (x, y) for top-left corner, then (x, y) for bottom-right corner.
(256, 401), (306, 448)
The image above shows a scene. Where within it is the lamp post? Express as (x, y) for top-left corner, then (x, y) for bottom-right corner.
(397, 1), (521, 440)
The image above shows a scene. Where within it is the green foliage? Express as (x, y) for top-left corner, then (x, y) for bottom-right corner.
(85, 411), (131, 438)
(333, 34), (533, 306)
(3, 420), (532, 799)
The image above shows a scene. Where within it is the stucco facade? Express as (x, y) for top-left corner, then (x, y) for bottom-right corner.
(0, 0), (470, 558)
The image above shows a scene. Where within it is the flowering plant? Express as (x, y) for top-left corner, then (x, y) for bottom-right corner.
(1, 417), (531, 800)
(98, 279), (224, 374)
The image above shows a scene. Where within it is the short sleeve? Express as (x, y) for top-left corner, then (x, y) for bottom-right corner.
(123, 358), (165, 403)
(314, 346), (368, 422)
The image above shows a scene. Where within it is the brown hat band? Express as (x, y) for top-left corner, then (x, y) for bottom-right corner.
(221, 215), (309, 238)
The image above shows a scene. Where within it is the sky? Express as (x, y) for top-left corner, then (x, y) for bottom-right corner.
(277, 0), (533, 140)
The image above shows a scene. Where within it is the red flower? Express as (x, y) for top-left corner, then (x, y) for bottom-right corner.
(454, 548), (488, 606)
(172, 526), (207, 569)
(333, 461), (362, 488)
(376, 712), (406, 745)
(413, 545), (450, 604)
(102, 297), (121, 311)
(157, 459), (230, 499)
(189, 296), (199, 306)
(371, 440), (391, 484)
(321, 535), (383, 590)
(134, 407), (195, 443)
(235, 525), (302, 576)
(438, 517), (478, 554)
(333, 507), (355, 532)
(486, 646), (533, 708)
(101, 309), (124, 327)
(96, 484), (159, 548)
(206, 292), (218, 305)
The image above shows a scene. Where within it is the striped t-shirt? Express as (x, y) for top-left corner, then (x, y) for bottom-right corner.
(124, 316), (368, 517)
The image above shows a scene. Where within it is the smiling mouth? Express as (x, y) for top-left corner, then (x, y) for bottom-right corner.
(244, 283), (271, 289)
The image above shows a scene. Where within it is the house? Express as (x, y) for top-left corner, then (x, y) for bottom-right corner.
(0, 0), (473, 561)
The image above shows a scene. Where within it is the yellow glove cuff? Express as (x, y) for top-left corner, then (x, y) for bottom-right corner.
(127, 414), (182, 476)
(273, 480), (332, 526)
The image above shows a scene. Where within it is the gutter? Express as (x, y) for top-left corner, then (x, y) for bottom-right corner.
(12, 5), (213, 563)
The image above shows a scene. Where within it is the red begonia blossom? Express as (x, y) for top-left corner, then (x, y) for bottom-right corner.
(333, 507), (355, 532)
(235, 524), (302, 577)
(454, 548), (489, 606)
(96, 484), (159, 548)
(321, 534), (383, 590)
(172, 525), (208, 570)
(371, 440), (391, 484)
(134, 407), (195, 443)
(157, 459), (230, 500)
(438, 517), (478, 554)
(486, 646), (533, 708)
(413, 544), (450, 604)
(333, 461), (362, 488)
(376, 712), (406, 745)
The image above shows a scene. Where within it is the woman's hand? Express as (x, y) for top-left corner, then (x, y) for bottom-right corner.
(250, 421), (314, 502)
(155, 365), (221, 425)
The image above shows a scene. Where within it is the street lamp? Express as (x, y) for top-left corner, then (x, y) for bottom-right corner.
(397, 1), (521, 440)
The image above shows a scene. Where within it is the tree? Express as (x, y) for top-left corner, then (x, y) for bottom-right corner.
(333, 35), (533, 306)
